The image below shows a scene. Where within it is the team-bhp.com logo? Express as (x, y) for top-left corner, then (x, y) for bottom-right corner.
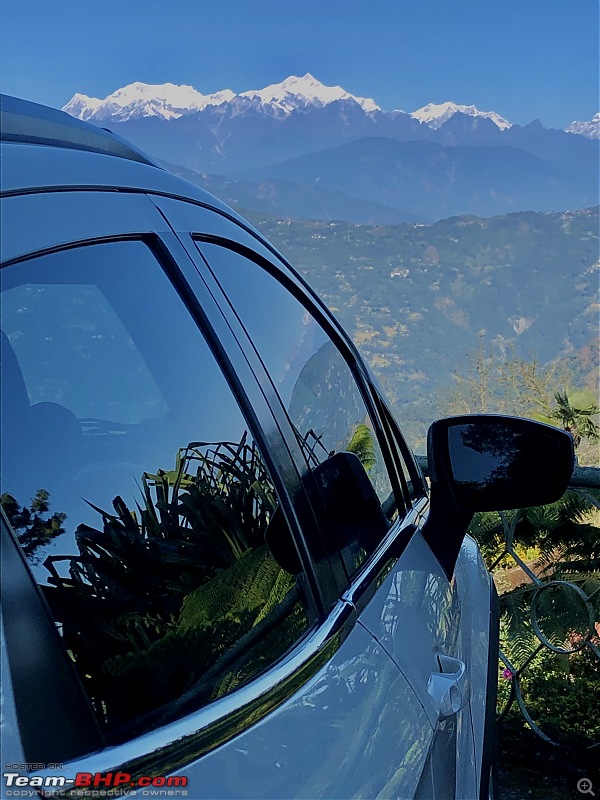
(3, 771), (188, 796)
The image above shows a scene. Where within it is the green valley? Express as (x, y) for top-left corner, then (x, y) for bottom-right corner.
(246, 206), (599, 447)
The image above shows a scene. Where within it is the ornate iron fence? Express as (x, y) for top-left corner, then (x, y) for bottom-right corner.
(415, 456), (600, 748)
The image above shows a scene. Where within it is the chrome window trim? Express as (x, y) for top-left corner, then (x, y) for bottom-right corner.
(30, 503), (428, 792)
(29, 599), (357, 795)
(342, 497), (429, 614)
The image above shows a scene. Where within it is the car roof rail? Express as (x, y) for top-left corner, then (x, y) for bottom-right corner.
(0, 93), (163, 168)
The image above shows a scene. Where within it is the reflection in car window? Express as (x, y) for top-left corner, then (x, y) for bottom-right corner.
(3, 284), (165, 424)
(196, 242), (400, 577)
(0, 241), (310, 743)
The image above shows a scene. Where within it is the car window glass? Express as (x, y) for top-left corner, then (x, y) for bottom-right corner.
(3, 284), (165, 424)
(196, 242), (400, 578)
(0, 241), (310, 745)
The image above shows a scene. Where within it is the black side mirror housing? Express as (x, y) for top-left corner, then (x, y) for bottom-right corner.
(423, 414), (574, 577)
(428, 414), (574, 512)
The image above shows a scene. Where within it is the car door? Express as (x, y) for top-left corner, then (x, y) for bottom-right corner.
(147, 195), (475, 798)
(2, 188), (433, 800)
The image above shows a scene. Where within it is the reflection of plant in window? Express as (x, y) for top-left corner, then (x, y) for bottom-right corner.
(33, 435), (306, 737)
(0, 489), (66, 565)
(347, 423), (377, 472)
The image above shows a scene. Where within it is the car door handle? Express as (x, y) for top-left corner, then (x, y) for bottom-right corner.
(427, 654), (468, 719)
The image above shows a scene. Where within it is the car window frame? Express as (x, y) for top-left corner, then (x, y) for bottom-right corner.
(0, 228), (329, 763)
(373, 391), (428, 506)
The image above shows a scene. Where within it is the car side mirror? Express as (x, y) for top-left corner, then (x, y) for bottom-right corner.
(423, 414), (574, 577)
(428, 414), (574, 512)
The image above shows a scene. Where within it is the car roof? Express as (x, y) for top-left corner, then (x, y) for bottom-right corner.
(0, 94), (165, 167)
(0, 94), (247, 223)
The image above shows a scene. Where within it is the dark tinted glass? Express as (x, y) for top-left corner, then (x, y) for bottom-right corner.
(444, 416), (573, 510)
(0, 241), (309, 742)
(196, 242), (398, 576)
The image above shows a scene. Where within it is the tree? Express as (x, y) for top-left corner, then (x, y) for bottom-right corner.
(533, 389), (599, 451)
(440, 342), (599, 465)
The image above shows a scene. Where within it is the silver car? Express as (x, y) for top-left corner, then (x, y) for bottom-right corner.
(0, 95), (573, 800)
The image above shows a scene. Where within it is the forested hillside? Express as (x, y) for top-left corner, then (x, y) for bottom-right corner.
(247, 206), (599, 444)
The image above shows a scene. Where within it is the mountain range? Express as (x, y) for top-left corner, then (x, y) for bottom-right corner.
(63, 75), (599, 224)
(64, 75), (598, 136)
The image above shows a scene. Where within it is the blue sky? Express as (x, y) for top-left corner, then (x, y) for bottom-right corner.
(1, 0), (598, 128)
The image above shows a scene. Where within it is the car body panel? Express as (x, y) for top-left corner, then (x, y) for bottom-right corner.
(176, 623), (432, 800)
(351, 522), (478, 799)
(453, 535), (498, 799)
(14, 603), (432, 800)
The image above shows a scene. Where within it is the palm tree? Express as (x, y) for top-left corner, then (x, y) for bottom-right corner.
(534, 388), (599, 450)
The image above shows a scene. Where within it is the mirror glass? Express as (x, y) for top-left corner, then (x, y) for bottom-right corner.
(444, 417), (573, 511)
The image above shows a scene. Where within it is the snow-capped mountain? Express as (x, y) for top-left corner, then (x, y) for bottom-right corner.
(66, 77), (599, 145)
(565, 113), (600, 139)
(63, 82), (236, 122)
(239, 73), (380, 114)
(63, 74), (380, 122)
(410, 101), (512, 130)
(64, 77), (515, 129)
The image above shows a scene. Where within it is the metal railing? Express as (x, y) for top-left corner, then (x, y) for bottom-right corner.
(416, 455), (600, 748)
